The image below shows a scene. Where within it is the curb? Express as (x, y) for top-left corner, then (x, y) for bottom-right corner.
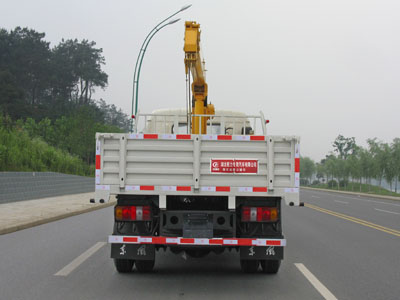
(301, 187), (400, 201)
(0, 201), (116, 235)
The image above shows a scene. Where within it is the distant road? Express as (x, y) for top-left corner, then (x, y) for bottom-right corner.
(0, 189), (399, 300)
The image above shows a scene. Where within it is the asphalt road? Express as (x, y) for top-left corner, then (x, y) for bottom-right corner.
(0, 189), (399, 300)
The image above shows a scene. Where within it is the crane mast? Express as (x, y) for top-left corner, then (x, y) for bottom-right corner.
(184, 21), (215, 134)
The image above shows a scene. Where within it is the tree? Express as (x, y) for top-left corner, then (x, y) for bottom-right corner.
(0, 70), (25, 119)
(0, 27), (52, 107)
(382, 143), (396, 191)
(359, 147), (373, 192)
(347, 149), (361, 191)
(300, 156), (315, 185)
(368, 138), (387, 187)
(392, 138), (400, 193)
(315, 162), (326, 183)
(97, 99), (130, 131)
(333, 135), (356, 159)
(52, 39), (108, 105)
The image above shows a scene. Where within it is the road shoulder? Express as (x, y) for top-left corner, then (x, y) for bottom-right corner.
(301, 186), (400, 202)
(0, 192), (116, 235)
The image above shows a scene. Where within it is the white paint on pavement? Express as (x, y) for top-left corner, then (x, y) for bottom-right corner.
(54, 242), (106, 276)
(334, 200), (348, 204)
(374, 208), (400, 215)
(325, 194), (400, 207)
(295, 263), (338, 300)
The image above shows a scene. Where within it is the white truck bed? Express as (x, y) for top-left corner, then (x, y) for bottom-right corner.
(94, 132), (300, 206)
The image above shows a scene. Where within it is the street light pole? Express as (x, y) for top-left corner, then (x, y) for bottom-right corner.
(130, 5), (192, 132)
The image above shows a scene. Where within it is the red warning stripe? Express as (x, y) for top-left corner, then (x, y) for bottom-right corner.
(95, 155), (101, 169)
(123, 237), (138, 243)
(180, 238), (195, 244)
(140, 185), (155, 191)
(177, 186), (191, 191)
(250, 136), (265, 141)
(295, 158), (300, 172)
(143, 134), (158, 139)
(209, 239), (224, 245)
(267, 240), (281, 246)
(176, 134), (191, 140)
(151, 237), (167, 244)
(237, 239), (254, 246)
(216, 186), (231, 192)
(112, 236), (286, 247)
(253, 187), (268, 192)
(217, 135), (232, 140)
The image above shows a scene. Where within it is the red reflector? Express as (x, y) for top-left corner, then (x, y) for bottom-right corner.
(260, 207), (271, 221)
(257, 207), (263, 222)
(242, 207), (250, 222)
(115, 205), (152, 221)
(142, 206), (151, 221)
(121, 206), (135, 220)
(241, 206), (278, 222)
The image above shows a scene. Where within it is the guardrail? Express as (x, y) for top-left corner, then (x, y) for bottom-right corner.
(0, 172), (94, 204)
(133, 112), (267, 135)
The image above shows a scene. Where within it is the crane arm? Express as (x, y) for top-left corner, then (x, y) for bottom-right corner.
(184, 21), (214, 134)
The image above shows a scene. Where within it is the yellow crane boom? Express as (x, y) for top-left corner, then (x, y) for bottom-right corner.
(184, 21), (215, 134)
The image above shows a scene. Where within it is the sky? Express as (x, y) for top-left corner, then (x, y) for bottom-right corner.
(1, 0), (399, 161)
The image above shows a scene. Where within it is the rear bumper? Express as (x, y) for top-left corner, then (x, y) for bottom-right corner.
(108, 235), (286, 247)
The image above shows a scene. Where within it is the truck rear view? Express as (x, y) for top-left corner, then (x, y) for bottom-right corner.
(94, 21), (300, 274)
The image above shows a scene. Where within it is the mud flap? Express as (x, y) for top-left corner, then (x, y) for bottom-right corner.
(240, 246), (283, 260)
(111, 243), (155, 260)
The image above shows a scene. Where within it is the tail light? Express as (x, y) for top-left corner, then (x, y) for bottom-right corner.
(115, 206), (152, 221)
(241, 206), (278, 222)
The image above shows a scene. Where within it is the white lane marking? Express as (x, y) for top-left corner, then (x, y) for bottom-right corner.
(295, 263), (338, 300)
(324, 194), (400, 207)
(351, 197), (400, 207)
(54, 242), (106, 276)
(374, 208), (400, 215)
(311, 195), (321, 198)
(334, 200), (348, 204)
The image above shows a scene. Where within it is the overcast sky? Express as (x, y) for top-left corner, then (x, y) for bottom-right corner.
(1, 0), (399, 161)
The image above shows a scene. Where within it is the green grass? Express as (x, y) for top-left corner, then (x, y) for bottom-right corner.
(0, 121), (94, 176)
(310, 182), (400, 198)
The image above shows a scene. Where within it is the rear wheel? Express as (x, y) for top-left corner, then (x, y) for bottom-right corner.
(135, 260), (155, 272)
(260, 259), (281, 274)
(240, 259), (259, 273)
(114, 258), (134, 273)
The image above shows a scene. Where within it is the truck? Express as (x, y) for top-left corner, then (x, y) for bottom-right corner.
(94, 21), (300, 274)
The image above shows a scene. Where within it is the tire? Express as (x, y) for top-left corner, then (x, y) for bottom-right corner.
(114, 258), (134, 273)
(135, 260), (155, 272)
(240, 259), (259, 273)
(260, 259), (281, 274)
